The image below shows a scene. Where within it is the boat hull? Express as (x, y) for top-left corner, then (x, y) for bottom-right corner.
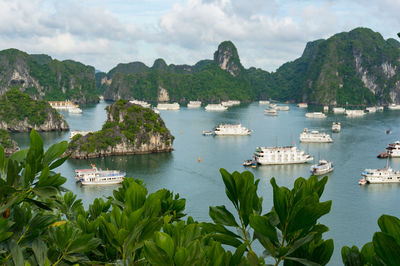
(256, 158), (313, 165)
(80, 179), (124, 185)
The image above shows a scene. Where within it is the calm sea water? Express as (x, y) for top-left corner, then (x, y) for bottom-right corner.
(12, 101), (400, 264)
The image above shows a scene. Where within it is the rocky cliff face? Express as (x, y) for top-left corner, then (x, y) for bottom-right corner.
(67, 99), (173, 159)
(213, 41), (244, 76)
(0, 89), (69, 132)
(0, 49), (99, 104)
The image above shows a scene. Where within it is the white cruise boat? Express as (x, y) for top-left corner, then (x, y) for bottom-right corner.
(187, 101), (201, 108)
(310, 160), (334, 175)
(385, 141), (400, 157)
(264, 109), (278, 116)
(129, 99), (151, 108)
(157, 103), (180, 110)
(305, 112), (326, 118)
(377, 106), (384, 111)
(297, 103), (308, 108)
(345, 110), (365, 116)
(269, 103), (277, 108)
(214, 124), (251, 136)
(205, 104), (228, 111)
(366, 107), (376, 113)
(274, 105), (290, 111)
(360, 166), (400, 184)
(332, 122), (341, 133)
(254, 146), (313, 165)
(152, 108), (160, 114)
(259, 100), (270, 105)
(388, 104), (400, 110)
(300, 128), (333, 143)
(75, 165), (126, 185)
(222, 100), (240, 107)
(333, 107), (346, 114)
(69, 130), (93, 140)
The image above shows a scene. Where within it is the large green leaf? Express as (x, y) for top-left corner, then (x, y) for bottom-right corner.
(231, 241), (248, 265)
(373, 232), (400, 265)
(310, 239), (334, 265)
(29, 129), (44, 157)
(144, 240), (173, 265)
(249, 215), (278, 244)
(43, 141), (68, 165)
(212, 233), (243, 247)
(270, 178), (289, 226)
(9, 239), (24, 266)
(154, 232), (175, 258)
(377, 215), (400, 243)
(341, 246), (363, 266)
(209, 205), (239, 227)
(8, 149), (28, 163)
(68, 234), (101, 253)
(220, 168), (239, 209)
(32, 239), (48, 266)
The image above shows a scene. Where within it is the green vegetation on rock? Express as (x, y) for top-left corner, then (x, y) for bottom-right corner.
(67, 99), (173, 158)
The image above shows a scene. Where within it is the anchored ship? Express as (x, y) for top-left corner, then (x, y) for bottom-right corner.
(253, 146), (313, 165)
(310, 160), (334, 175)
(214, 124), (251, 136)
(300, 128), (333, 143)
(205, 104), (228, 111)
(75, 164), (126, 185)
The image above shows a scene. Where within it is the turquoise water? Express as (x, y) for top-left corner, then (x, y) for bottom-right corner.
(12, 101), (400, 264)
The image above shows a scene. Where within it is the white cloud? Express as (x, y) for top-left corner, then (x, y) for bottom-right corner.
(0, 0), (398, 72)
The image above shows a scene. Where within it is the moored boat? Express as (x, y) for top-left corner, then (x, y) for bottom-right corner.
(253, 146), (313, 165)
(157, 103), (180, 110)
(385, 141), (400, 157)
(202, 130), (213, 136)
(345, 110), (365, 117)
(300, 128), (333, 143)
(366, 107), (376, 113)
(333, 107), (346, 114)
(187, 101), (202, 108)
(259, 100), (270, 105)
(310, 160), (334, 175)
(388, 104), (400, 110)
(274, 105), (290, 111)
(305, 112), (326, 118)
(361, 165), (400, 184)
(264, 109), (278, 116)
(214, 124), (251, 136)
(129, 99), (151, 108)
(75, 164), (126, 185)
(297, 103), (308, 108)
(205, 104), (228, 111)
(243, 159), (256, 167)
(332, 122), (341, 133)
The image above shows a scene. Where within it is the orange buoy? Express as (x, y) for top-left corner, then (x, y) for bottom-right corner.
(198, 157), (201, 162)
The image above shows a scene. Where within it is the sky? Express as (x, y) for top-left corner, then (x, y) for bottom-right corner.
(0, 0), (399, 73)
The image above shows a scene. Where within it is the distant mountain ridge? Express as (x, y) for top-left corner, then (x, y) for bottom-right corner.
(0, 27), (399, 105)
(98, 27), (400, 105)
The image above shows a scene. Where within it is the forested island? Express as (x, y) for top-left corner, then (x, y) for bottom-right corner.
(66, 99), (174, 159)
(0, 89), (69, 132)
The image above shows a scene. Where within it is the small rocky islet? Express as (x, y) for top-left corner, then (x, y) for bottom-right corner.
(66, 99), (174, 159)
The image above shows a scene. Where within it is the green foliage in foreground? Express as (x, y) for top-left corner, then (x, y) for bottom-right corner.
(0, 130), (397, 265)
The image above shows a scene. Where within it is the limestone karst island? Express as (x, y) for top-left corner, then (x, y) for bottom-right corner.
(1, 1), (400, 264)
